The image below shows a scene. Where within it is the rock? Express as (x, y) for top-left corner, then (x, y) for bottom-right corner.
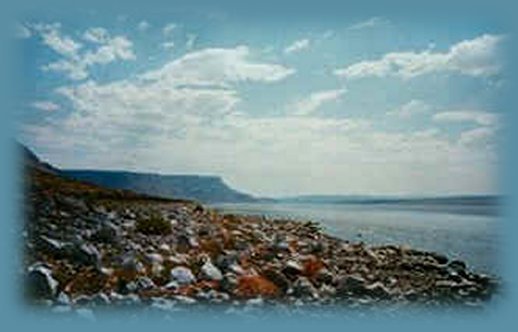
(272, 240), (290, 252)
(56, 292), (71, 306)
(291, 277), (319, 299)
(56, 195), (88, 212)
(164, 281), (180, 290)
(170, 266), (196, 285)
(262, 268), (291, 292)
(364, 282), (391, 299)
(34, 236), (69, 258)
(215, 252), (240, 271)
(319, 284), (336, 298)
(336, 275), (366, 297)
(315, 268), (334, 285)
(73, 295), (93, 306)
(309, 240), (327, 254)
(220, 273), (238, 293)
(144, 253), (164, 265)
(118, 253), (146, 276)
(72, 243), (102, 267)
(200, 260), (223, 281)
(126, 276), (156, 292)
(91, 292), (111, 306)
(158, 243), (171, 253)
(448, 260), (467, 275)
(282, 260), (303, 279)
(430, 253), (449, 265)
(26, 263), (58, 300)
(176, 234), (199, 252)
(91, 222), (120, 243)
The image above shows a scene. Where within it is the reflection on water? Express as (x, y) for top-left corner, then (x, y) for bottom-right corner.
(211, 202), (500, 276)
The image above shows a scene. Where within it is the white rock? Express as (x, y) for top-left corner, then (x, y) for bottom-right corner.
(200, 260), (223, 281)
(170, 266), (196, 285)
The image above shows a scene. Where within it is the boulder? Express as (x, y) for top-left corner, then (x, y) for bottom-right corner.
(26, 263), (58, 300)
(291, 277), (319, 299)
(200, 260), (223, 281)
(120, 254), (146, 275)
(220, 273), (238, 293)
(262, 268), (291, 292)
(364, 282), (392, 299)
(126, 276), (156, 292)
(170, 266), (196, 285)
(336, 275), (366, 297)
(448, 260), (467, 275)
(72, 243), (102, 267)
(282, 260), (304, 279)
(315, 268), (334, 285)
(34, 236), (69, 258)
(91, 222), (120, 243)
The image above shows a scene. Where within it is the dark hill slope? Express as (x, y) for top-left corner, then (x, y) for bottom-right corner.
(62, 170), (256, 203)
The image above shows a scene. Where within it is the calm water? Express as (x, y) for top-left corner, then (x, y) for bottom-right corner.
(211, 202), (500, 276)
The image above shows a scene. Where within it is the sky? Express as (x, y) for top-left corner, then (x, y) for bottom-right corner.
(13, 5), (508, 197)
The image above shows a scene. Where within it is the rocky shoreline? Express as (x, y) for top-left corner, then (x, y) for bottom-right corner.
(23, 167), (500, 319)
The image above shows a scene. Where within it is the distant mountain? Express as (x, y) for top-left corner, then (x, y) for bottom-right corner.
(61, 170), (257, 203)
(275, 194), (501, 216)
(18, 143), (257, 203)
(19, 143), (59, 175)
(277, 194), (501, 205)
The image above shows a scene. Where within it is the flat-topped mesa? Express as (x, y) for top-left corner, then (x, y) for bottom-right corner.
(61, 170), (257, 203)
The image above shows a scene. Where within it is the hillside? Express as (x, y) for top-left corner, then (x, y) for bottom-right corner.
(61, 170), (256, 203)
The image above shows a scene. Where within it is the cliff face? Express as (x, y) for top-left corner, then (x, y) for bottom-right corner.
(61, 170), (256, 203)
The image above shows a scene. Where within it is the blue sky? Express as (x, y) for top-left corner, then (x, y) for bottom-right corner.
(13, 5), (507, 196)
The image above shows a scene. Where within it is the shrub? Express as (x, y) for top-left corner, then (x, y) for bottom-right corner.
(135, 214), (171, 235)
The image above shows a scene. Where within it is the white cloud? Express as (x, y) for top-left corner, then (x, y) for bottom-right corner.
(162, 23), (177, 36)
(186, 34), (197, 50)
(37, 24), (135, 80)
(335, 34), (504, 79)
(322, 30), (334, 39)
(15, 23), (31, 39)
(140, 45), (295, 87)
(433, 110), (499, 126)
(82, 36), (136, 64)
(291, 88), (346, 115)
(27, 45), (294, 154)
(161, 41), (175, 50)
(33, 23), (82, 58)
(388, 100), (432, 118)
(83, 27), (109, 44)
(31, 100), (60, 112)
(137, 20), (151, 31)
(284, 38), (310, 54)
(458, 126), (496, 148)
(347, 17), (390, 30)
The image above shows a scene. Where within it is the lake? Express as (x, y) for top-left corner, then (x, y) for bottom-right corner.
(211, 201), (500, 276)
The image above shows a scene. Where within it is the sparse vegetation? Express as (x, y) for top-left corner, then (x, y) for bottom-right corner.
(135, 213), (171, 235)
